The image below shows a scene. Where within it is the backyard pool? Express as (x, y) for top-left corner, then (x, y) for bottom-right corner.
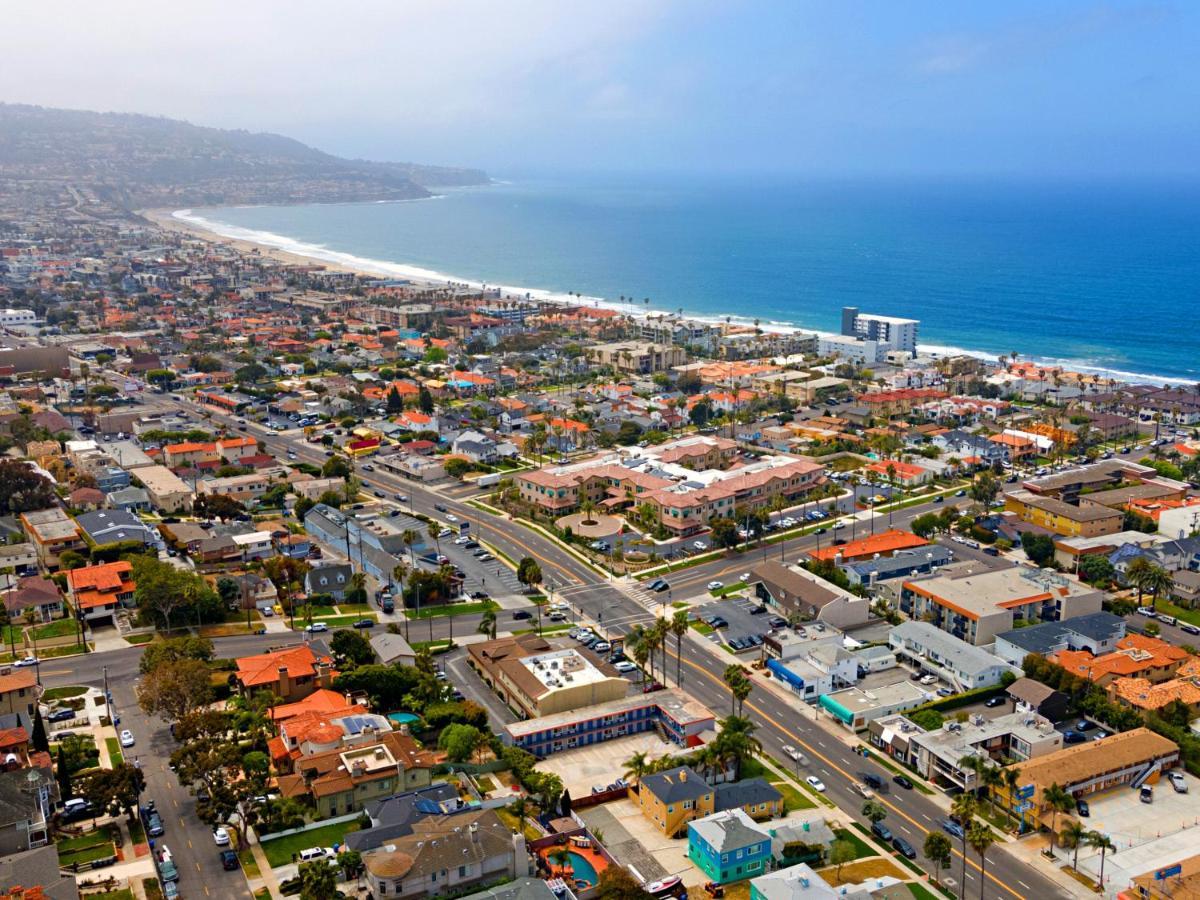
(539, 845), (606, 887)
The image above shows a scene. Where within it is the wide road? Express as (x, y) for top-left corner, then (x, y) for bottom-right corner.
(148, 394), (1068, 898)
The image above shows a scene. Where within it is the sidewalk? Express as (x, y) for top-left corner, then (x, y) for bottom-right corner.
(248, 837), (284, 900)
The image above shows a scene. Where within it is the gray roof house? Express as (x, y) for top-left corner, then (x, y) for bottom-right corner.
(75, 509), (163, 550)
(305, 563), (354, 599)
(889, 620), (1017, 691)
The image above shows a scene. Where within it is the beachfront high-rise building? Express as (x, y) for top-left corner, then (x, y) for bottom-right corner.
(841, 306), (919, 355)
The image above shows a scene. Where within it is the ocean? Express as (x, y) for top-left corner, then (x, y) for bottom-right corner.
(178, 173), (1200, 385)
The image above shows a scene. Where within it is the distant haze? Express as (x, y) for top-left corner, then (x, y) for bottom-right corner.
(3, 1), (1198, 178)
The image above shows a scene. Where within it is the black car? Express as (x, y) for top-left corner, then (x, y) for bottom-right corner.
(892, 774), (914, 790)
(870, 821), (892, 842)
(220, 849), (240, 871)
(985, 696), (1006, 708)
(47, 708), (76, 723)
(892, 836), (917, 859)
(750, 604), (768, 615)
(768, 616), (787, 629)
(352, 619), (374, 629)
(434, 504), (448, 513)
(512, 610), (532, 620)
(1076, 798), (1090, 817)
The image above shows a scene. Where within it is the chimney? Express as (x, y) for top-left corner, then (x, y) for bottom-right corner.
(315, 662), (332, 689)
(277, 665), (291, 698)
(679, 769), (687, 782)
(469, 822), (479, 840)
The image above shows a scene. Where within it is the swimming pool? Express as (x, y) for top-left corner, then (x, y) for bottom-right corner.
(549, 850), (598, 885)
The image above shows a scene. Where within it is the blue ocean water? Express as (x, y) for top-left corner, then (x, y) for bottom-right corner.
(185, 174), (1200, 384)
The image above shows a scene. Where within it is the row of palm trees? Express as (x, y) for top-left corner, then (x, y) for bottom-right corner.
(625, 611), (691, 688)
(622, 715), (762, 788)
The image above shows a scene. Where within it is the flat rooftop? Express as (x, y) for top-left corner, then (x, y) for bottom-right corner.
(823, 680), (932, 714)
(518, 648), (610, 691)
(504, 688), (713, 739)
(913, 711), (1059, 769)
(905, 565), (1094, 620)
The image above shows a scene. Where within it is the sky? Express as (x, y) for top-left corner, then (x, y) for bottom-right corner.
(2, 0), (1197, 177)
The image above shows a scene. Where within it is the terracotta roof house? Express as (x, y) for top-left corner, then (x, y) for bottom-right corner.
(275, 730), (441, 818)
(234, 645), (337, 703)
(65, 561), (135, 624)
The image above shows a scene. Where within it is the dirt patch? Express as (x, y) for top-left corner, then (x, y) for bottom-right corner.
(816, 857), (907, 887)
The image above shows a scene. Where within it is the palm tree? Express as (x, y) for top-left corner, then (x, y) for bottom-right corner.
(508, 796), (530, 836)
(401, 529), (420, 568)
(478, 609), (497, 639)
(1000, 767), (1021, 826)
(1043, 783), (1075, 854)
(967, 822), (996, 900)
(579, 498), (596, 527)
(1085, 830), (1115, 888)
(630, 639), (650, 684)
(951, 793), (977, 900)
(979, 765), (1004, 818)
(550, 847), (573, 878)
(1125, 557), (1154, 605)
(1061, 820), (1087, 871)
(1142, 564), (1174, 612)
(623, 751), (649, 789)
(670, 609), (689, 687)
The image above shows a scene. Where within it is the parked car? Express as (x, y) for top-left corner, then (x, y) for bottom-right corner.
(892, 836), (917, 859)
(642, 682), (665, 694)
(1063, 730), (1085, 744)
(805, 776), (826, 792)
(592, 641), (612, 652)
(220, 849), (239, 871)
(1076, 798), (1090, 817)
(213, 826), (230, 846)
(305, 622), (329, 633)
(1141, 785), (1154, 804)
(1076, 720), (1093, 731)
(870, 821), (892, 842)
(47, 708), (76, 723)
(707, 581), (724, 591)
(614, 661), (637, 673)
(12, 656), (39, 668)
(1170, 770), (1188, 793)
(352, 619), (374, 629)
(892, 774), (914, 790)
(119, 730), (135, 748)
(985, 696), (1006, 708)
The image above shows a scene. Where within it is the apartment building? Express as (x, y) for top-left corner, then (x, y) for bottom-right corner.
(19, 508), (84, 570)
(135, 465), (194, 513)
(1004, 490), (1123, 538)
(910, 712), (1063, 793)
(587, 341), (687, 374)
(899, 564), (1105, 646)
(888, 621), (1018, 690)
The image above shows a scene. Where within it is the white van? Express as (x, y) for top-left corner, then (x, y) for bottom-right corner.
(1158, 615), (1178, 627)
(305, 622), (329, 633)
(299, 847), (334, 862)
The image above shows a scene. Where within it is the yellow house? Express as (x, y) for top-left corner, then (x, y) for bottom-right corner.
(1004, 490), (1122, 538)
(638, 766), (714, 838)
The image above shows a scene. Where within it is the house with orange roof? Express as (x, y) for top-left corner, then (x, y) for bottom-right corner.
(274, 729), (441, 818)
(234, 645), (338, 703)
(270, 706), (394, 768)
(988, 432), (1038, 461)
(1051, 633), (1189, 687)
(270, 688), (366, 724)
(864, 459), (933, 487)
(65, 561), (136, 624)
(1108, 656), (1200, 715)
(395, 410), (438, 432)
(0, 666), (40, 719)
(809, 529), (930, 564)
(857, 388), (948, 418)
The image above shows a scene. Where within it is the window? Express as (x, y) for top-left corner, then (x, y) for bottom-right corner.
(459, 865), (467, 877)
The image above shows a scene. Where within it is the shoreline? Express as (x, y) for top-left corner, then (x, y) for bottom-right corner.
(147, 205), (1187, 388)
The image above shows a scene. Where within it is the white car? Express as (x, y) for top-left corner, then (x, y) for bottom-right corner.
(707, 581), (724, 591)
(692, 541), (707, 551)
(1169, 770), (1188, 793)
(305, 622), (329, 633)
(11, 656), (38, 668)
(446, 514), (459, 523)
(781, 745), (805, 763)
(614, 661), (637, 673)
(119, 730), (135, 747)
(805, 775), (826, 792)
(213, 826), (230, 846)
(831, 521), (846, 530)
(738, 573), (751, 583)
(919, 674), (937, 686)
(592, 641), (612, 652)
(454, 536), (470, 545)
(1136, 607), (1157, 618)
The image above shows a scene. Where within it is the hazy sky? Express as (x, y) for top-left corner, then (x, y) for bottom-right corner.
(3, 1), (1197, 177)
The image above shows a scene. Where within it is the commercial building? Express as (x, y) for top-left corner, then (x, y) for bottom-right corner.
(749, 560), (869, 629)
(467, 636), (628, 719)
(502, 689), (714, 757)
(899, 564), (1105, 646)
(910, 711), (1063, 792)
(840, 544), (953, 593)
(993, 612), (1127, 668)
(993, 728), (1180, 830)
(888, 621), (1019, 690)
(818, 681), (933, 731)
(763, 629), (859, 703)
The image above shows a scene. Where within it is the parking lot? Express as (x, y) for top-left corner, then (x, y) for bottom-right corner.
(692, 595), (776, 650)
(1076, 768), (1198, 849)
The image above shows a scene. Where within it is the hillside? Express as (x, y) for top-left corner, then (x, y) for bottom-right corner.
(0, 103), (489, 208)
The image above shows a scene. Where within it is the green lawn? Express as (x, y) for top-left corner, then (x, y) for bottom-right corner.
(31, 618), (79, 639)
(335, 603), (373, 614)
(710, 581), (748, 597)
(690, 621), (714, 636)
(404, 600), (498, 620)
(261, 819), (361, 867)
(299, 605), (338, 618)
(125, 633), (155, 645)
(907, 883), (946, 900)
(104, 737), (123, 767)
(1144, 599), (1200, 627)
(56, 832), (116, 867)
(833, 828), (876, 860)
(771, 780), (815, 812)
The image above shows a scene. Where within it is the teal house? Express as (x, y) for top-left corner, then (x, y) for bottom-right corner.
(687, 809), (773, 884)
